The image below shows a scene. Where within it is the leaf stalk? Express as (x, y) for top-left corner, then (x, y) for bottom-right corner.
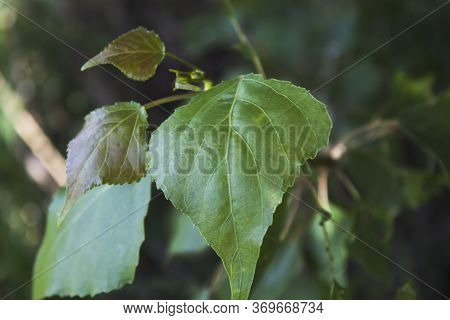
(143, 93), (198, 110)
(166, 52), (200, 71)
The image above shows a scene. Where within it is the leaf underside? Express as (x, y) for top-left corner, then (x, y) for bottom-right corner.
(81, 27), (165, 81)
(32, 176), (151, 299)
(61, 101), (148, 222)
(149, 74), (332, 299)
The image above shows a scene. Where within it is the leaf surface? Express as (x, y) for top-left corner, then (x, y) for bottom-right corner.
(81, 27), (165, 81)
(61, 101), (148, 221)
(32, 176), (151, 299)
(149, 74), (332, 299)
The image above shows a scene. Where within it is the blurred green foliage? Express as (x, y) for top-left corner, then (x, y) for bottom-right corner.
(0, 0), (449, 299)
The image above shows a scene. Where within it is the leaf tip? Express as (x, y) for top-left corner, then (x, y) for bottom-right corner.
(81, 59), (95, 72)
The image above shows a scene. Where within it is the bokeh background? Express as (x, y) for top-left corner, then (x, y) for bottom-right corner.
(0, 0), (449, 299)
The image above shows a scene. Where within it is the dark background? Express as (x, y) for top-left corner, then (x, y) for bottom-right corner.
(0, 0), (449, 299)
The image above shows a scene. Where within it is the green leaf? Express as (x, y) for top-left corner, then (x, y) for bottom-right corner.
(32, 176), (151, 299)
(168, 209), (208, 257)
(149, 74), (332, 299)
(81, 27), (165, 81)
(400, 103), (450, 174)
(61, 101), (148, 222)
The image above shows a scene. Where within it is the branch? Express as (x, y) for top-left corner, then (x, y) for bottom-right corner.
(325, 118), (399, 161)
(0, 73), (66, 187)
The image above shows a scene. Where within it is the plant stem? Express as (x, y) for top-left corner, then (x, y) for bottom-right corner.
(348, 121), (398, 150)
(336, 170), (361, 201)
(223, 0), (266, 77)
(317, 167), (330, 211)
(0, 73), (66, 187)
(317, 168), (336, 282)
(321, 223), (335, 283)
(166, 51), (200, 71)
(339, 119), (398, 146)
(143, 93), (198, 110)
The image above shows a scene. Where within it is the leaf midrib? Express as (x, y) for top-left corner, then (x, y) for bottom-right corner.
(224, 78), (244, 299)
(70, 109), (139, 190)
(117, 111), (141, 179)
(97, 50), (162, 60)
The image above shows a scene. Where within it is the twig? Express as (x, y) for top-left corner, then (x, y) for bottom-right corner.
(317, 167), (336, 282)
(0, 73), (66, 187)
(223, 0), (266, 77)
(326, 119), (399, 161)
(336, 169), (361, 201)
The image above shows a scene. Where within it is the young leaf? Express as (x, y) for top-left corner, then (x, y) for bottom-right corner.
(149, 74), (332, 299)
(170, 69), (213, 92)
(81, 27), (165, 81)
(32, 176), (151, 299)
(61, 101), (148, 222)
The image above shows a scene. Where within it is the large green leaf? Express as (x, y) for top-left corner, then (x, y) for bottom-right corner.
(149, 74), (332, 299)
(32, 176), (151, 299)
(81, 27), (165, 81)
(400, 103), (450, 174)
(61, 101), (148, 221)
